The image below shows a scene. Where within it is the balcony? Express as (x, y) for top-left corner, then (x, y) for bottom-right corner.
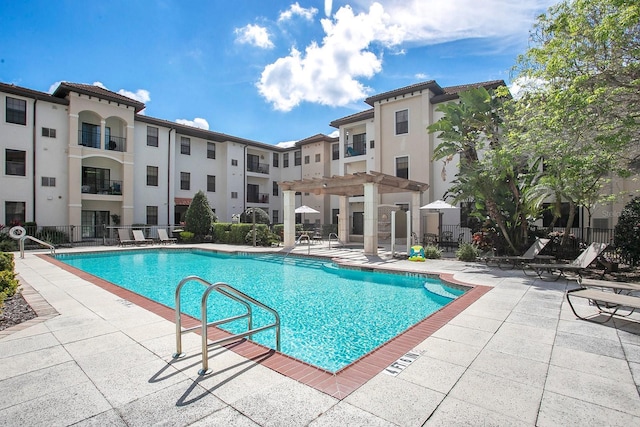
(81, 179), (123, 195)
(345, 143), (366, 157)
(78, 131), (126, 152)
(247, 193), (269, 204)
(247, 161), (270, 174)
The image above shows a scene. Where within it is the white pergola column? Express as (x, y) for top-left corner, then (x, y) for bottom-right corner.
(412, 191), (422, 241)
(283, 190), (296, 246)
(338, 195), (349, 244)
(363, 182), (379, 255)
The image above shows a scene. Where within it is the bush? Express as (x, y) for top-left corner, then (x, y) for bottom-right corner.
(423, 245), (442, 259)
(185, 191), (216, 237)
(35, 227), (70, 245)
(0, 270), (19, 298)
(244, 225), (279, 246)
(179, 231), (195, 242)
(0, 252), (14, 272)
(457, 242), (480, 262)
(240, 208), (270, 224)
(614, 197), (640, 266)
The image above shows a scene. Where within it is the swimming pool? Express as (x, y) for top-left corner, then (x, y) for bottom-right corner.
(56, 249), (466, 372)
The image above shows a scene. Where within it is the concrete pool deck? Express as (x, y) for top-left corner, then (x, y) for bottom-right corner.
(2, 244), (640, 426)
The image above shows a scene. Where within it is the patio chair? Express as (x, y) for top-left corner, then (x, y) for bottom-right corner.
(132, 229), (154, 245)
(158, 228), (178, 244)
(485, 238), (552, 269)
(523, 242), (608, 281)
(566, 287), (640, 323)
(117, 228), (135, 246)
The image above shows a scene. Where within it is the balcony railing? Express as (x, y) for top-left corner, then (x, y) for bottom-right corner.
(81, 179), (123, 195)
(247, 162), (270, 174)
(345, 143), (366, 157)
(78, 131), (126, 152)
(247, 193), (269, 203)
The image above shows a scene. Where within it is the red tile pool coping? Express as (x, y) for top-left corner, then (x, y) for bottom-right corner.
(39, 253), (490, 399)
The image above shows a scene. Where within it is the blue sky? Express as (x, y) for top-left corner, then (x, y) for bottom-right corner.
(0, 0), (555, 146)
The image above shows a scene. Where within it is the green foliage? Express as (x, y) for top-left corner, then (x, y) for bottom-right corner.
(0, 253), (19, 311)
(179, 231), (195, 242)
(185, 191), (215, 237)
(35, 227), (69, 245)
(244, 225), (279, 247)
(212, 223), (232, 243)
(423, 245), (442, 259)
(240, 208), (270, 224)
(229, 224), (254, 243)
(614, 197), (640, 266)
(0, 253), (15, 272)
(456, 242), (480, 262)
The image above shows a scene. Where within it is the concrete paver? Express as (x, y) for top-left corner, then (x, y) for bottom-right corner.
(2, 244), (640, 426)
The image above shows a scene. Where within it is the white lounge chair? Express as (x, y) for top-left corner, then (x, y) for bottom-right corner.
(524, 242), (608, 281)
(158, 229), (177, 244)
(132, 229), (153, 245)
(485, 237), (552, 269)
(117, 228), (135, 246)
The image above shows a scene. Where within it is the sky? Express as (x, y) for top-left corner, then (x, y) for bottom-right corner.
(0, 0), (557, 147)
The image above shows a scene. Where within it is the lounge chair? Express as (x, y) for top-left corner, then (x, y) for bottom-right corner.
(566, 287), (640, 323)
(132, 229), (154, 245)
(117, 228), (135, 246)
(485, 238), (552, 269)
(578, 278), (640, 295)
(524, 242), (608, 281)
(158, 228), (178, 244)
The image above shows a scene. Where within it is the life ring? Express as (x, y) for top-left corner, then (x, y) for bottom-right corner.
(9, 226), (26, 240)
(408, 245), (426, 262)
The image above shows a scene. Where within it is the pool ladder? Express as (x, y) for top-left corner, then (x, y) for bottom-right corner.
(172, 276), (281, 375)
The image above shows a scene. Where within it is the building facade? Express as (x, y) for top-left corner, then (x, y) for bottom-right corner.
(1, 80), (634, 242)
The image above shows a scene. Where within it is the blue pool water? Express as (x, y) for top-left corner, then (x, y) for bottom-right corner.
(56, 249), (466, 372)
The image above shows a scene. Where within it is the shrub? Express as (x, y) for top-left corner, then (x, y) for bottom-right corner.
(240, 208), (270, 224)
(185, 191), (216, 237)
(0, 252), (14, 272)
(179, 231), (195, 242)
(614, 197), (640, 266)
(0, 270), (19, 298)
(35, 227), (70, 245)
(244, 225), (279, 246)
(457, 242), (480, 262)
(423, 245), (442, 259)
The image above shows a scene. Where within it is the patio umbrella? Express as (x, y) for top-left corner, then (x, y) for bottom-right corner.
(295, 205), (320, 224)
(419, 199), (458, 236)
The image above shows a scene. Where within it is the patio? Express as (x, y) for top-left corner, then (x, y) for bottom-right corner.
(1, 244), (640, 426)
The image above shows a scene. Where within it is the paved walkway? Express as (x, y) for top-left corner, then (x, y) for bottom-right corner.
(2, 244), (640, 426)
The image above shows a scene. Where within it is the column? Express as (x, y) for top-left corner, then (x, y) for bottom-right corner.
(283, 190), (296, 247)
(412, 191), (422, 241)
(338, 195), (349, 244)
(363, 182), (379, 255)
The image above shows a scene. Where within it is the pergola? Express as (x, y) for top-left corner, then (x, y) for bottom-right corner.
(279, 171), (429, 255)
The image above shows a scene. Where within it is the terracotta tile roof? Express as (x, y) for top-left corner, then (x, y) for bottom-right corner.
(53, 82), (146, 112)
(297, 133), (339, 146)
(174, 197), (192, 206)
(364, 80), (443, 106)
(0, 82), (68, 105)
(431, 80), (506, 103)
(329, 108), (374, 128)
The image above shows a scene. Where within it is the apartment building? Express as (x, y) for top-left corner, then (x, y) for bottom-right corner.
(2, 79), (632, 243)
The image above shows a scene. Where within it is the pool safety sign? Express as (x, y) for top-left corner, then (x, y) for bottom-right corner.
(383, 350), (421, 376)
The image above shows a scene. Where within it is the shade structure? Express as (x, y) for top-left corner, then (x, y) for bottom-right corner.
(419, 199), (457, 210)
(295, 205), (320, 224)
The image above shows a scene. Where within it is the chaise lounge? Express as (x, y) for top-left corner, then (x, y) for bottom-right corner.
(523, 242), (608, 281)
(485, 237), (552, 269)
(158, 228), (178, 244)
(117, 228), (135, 246)
(132, 229), (154, 245)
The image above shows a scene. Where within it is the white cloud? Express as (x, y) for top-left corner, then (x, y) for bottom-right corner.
(508, 76), (547, 100)
(324, 0), (333, 17)
(235, 24), (274, 49)
(117, 88), (151, 104)
(257, 4), (399, 111)
(276, 140), (297, 148)
(256, 0), (554, 111)
(278, 2), (318, 22)
(175, 118), (210, 130)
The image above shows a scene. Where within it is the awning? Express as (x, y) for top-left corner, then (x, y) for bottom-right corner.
(174, 197), (192, 206)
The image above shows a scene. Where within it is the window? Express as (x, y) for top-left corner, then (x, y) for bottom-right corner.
(146, 206), (158, 225)
(82, 166), (110, 193)
(207, 142), (216, 159)
(231, 159), (238, 166)
(332, 208), (339, 224)
(272, 210), (279, 224)
(396, 156), (408, 179)
(304, 155), (310, 164)
(207, 175), (216, 192)
(147, 166), (158, 186)
(332, 144), (339, 160)
(5, 201), (25, 225)
(315, 153), (321, 162)
(294, 151), (301, 166)
(273, 153), (279, 167)
(6, 97), (26, 125)
(180, 172), (190, 190)
(353, 133), (366, 154)
(5, 149), (26, 176)
(180, 137), (190, 155)
(231, 191), (238, 199)
(283, 153), (289, 168)
(41, 127), (56, 138)
(147, 126), (158, 147)
(41, 177), (56, 187)
(81, 122), (100, 148)
(395, 109), (408, 135)
(272, 181), (279, 196)
(370, 140), (375, 149)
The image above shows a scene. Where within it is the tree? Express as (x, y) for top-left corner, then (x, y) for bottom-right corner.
(184, 191), (215, 237)
(614, 197), (640, 266)
(428, 86), (536, 253)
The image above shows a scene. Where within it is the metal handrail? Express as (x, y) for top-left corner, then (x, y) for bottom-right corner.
(19, 236), (55, 259)
(173, 276), (281, 375)
(328, 232), (343, 249)
(296, 233), (311, 255)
